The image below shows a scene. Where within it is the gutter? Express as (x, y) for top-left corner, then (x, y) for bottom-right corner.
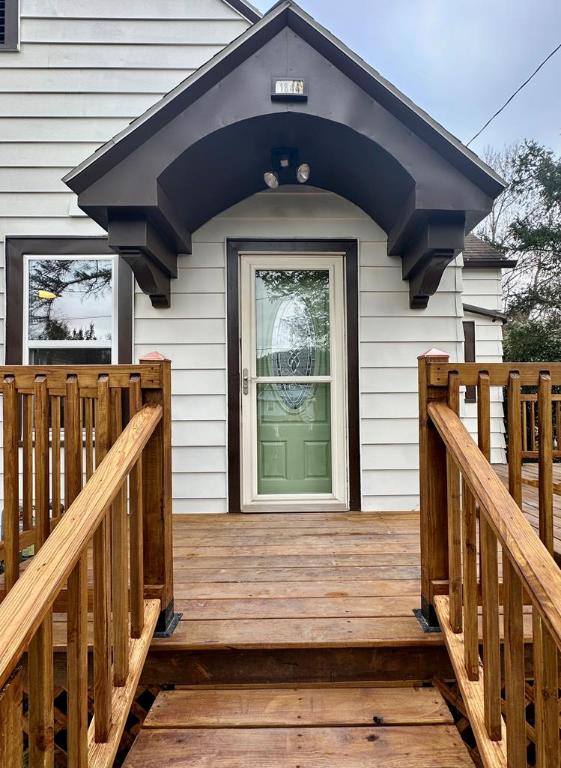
(463, 303), (508, 324)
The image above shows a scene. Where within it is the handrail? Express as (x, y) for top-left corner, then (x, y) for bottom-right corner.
(0, 402), (161, 691)
(428, 400), (561, 648)
(419, 353), (561, 767)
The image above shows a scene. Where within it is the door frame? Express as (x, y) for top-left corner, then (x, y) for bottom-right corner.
(227, 239), (360, 513)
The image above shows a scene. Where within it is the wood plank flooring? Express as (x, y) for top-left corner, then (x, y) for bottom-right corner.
(123, 685), (472, 768)
(151, 512), (429, 652)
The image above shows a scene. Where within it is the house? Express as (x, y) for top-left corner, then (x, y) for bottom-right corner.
(0, 0), (515, 516)
(3, 5), (561, 767)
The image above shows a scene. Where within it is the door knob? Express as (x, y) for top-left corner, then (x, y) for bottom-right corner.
(242, 368), (249, 395)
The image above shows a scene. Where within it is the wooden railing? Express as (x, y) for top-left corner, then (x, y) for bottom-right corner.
(520, 392), (561, 460)
(0, 354), (173, 767)
(419, 350), (561, 767)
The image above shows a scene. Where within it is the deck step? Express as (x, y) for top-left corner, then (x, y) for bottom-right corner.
(124, 685), (471, 767)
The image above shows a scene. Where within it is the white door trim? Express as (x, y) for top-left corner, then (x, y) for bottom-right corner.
(239, 252), (349, 512)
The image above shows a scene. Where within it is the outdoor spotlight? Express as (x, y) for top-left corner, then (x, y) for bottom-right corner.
(296, 163), (311, 184)
(264, 171), (279, 189)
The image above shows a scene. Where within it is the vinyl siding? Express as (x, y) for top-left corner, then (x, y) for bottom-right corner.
(461, 266), (507, 464)
(0, 0), (251, 514)
(142, 188), (465, 513)
(0, 0), (250, 249)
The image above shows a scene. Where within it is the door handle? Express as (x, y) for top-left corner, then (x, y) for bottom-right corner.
(242, 368), (249, 395)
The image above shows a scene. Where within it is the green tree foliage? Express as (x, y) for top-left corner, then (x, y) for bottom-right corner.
(478, 141), (561, 361)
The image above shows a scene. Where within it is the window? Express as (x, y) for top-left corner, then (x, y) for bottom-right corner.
(0, 0), (20, 52)
(5, 237), (132, 365)
(463, 320), (476, 403)
(24, 255), (116, 365)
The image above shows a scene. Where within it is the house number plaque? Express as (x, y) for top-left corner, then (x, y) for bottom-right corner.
(271, 77), (308, 102)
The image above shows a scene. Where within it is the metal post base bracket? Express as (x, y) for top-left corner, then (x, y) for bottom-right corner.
(413, 608), (441, 634)
(153, 600), (182, 638)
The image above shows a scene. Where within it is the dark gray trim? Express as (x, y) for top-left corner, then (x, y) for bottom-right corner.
(463, 258), (517, 270)
(226, 239), (360, 513)
(463, 303), (507, 323)
(0, 0), (19, 52)
(5, 236), (133, 365)
(226, 0), (261, 23)
(462, 320), (476, 403)
(62, 0), (504, 309)
(64, 1), (503, 195)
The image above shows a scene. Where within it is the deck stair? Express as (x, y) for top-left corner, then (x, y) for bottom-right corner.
(123, 684), (472, 767)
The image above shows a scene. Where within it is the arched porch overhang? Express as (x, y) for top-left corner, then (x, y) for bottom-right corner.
(64, 0), (504, 308)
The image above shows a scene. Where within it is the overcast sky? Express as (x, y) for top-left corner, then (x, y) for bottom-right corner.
(253, 0), (561, 157)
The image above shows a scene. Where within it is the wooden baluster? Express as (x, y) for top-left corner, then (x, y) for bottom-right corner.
(537, 375), (553, 550)
(477, 372), (502, 740)
(2, 377), (19, 592)
(447, 372), (462, 633)
(0, 669), (23, 768)
(22, 394), (33, 532)
(530, 400), (536, 452)
(129, 375), (145, 639)
(462, 478), (478, 679)
(93, 375), (112, 742)
(28, 376), (54, 768)
(65, 376), (88, 768)
(521, 399), (528, 453)
(111, 386), (129, 685)
(85, 397), (95, 481)
(534, 372), (558, 768)
(555, 399), (561, 454)
(504, 371), (527, 768)
(51, 396), (61, 522)
(34, 377), (50, 545)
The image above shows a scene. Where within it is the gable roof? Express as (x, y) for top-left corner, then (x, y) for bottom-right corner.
(64, 0), (504, 196)
(462, 234), (517, 269)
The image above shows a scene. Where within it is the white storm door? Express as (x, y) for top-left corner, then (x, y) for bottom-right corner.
(239, 253), (348, 512)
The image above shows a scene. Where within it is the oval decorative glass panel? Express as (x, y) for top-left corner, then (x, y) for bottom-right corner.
(271, 295), (316, 410)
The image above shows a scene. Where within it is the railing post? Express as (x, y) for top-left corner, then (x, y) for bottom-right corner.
(139, 352), (177, 636)
(418, 348), (450, 628)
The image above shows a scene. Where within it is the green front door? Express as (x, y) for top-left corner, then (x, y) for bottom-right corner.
(240, 254), (348, 511)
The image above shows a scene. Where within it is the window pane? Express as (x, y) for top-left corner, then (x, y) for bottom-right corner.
(28, 258), (113, 342)
(256, 270), (330, 377)
(29, 348), (112, 366)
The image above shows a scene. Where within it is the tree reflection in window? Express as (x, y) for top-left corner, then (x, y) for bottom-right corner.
(28, 258), (112, 342)
(256, 270), (330, 378)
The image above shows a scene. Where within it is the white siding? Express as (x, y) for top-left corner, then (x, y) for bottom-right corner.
(140, 188), (465, 513)
(461, 266), (507, 464)
(0, 0), (251, 248)
(0, 0), (251, 513)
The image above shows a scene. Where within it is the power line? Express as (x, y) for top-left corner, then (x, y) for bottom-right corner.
(466, 40), (561, 147)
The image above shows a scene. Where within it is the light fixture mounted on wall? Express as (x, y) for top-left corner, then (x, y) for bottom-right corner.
(263, 148), (311, 189)
(264, 171), (279, 189)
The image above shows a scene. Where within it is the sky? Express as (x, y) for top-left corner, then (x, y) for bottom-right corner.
(252, 0), (561, 157)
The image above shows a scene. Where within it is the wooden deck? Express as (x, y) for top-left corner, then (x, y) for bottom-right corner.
(37, 508), (543, 685)
(134, 511), (457, 686)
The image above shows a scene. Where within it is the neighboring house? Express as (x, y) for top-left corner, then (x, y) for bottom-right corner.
(0, 0), (511, 513)
(461, 234), (516, 464)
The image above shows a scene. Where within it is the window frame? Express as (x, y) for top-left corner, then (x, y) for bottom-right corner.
(5, 237), (133, 365)
(23, 253), (118, 365)
(0, 0), (20, 52)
